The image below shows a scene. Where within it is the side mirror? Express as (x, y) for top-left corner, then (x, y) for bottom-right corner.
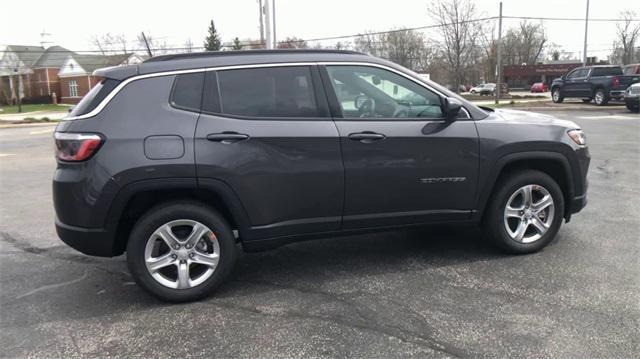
(372, 76), (381, 85)
(444, 97), (462, 120)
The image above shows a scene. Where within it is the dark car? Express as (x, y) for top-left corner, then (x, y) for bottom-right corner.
(551, 65), (640, 105)
(54, 50), (590, 302)
(625, 83), (640, 112)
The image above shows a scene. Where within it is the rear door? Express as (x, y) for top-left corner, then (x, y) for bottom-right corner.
(321, 64), (479, 229)
(194, 65), (344, 239)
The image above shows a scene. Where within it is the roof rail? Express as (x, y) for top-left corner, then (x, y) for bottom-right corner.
(143, 49), (366, 63)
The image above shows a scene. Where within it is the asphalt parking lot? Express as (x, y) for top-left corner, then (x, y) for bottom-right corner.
(1, 107), (639, 358)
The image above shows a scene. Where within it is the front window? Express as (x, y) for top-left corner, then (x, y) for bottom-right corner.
(326, 65), (444, 119)
(69, 80), (78, 97)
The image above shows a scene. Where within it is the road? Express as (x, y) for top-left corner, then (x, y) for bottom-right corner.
(1, 109), (639, 358)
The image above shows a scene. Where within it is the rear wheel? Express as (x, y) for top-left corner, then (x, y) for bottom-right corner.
(483, 170), (564, 254)
(594, 88), (609, 106)
(126, 201), (238, 302)
(552, 88), (564, 103)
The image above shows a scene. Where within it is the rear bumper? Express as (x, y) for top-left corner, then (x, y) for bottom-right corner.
(55, 218), (119, 257)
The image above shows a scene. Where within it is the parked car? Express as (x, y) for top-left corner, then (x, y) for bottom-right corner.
(478, 83), (496, 95)
(623, 63), (640, 75)
(54, 49), (590, 302)
(551, 65), (640, 105)
(624, 83), (640, 112)
(530, 82), (548, 93)
(470, 83), (490, 94)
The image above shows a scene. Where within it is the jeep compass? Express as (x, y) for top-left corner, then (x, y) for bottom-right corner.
(53, 50), (590, 302)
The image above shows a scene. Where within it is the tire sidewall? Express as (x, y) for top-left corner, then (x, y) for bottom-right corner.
(552, 88), (563, 103)
(486, 171), (565, 254)
(126, 202), (237, 302)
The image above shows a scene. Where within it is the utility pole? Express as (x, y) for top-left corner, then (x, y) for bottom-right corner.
(258, 0), (265, 48)
(141, 32), (153, 58)
(582, 0), (590, 66)
(272, 0), (277, 48)
(495, 2), (503, 105)
(264, 0), (272, 49)
(13, 67), (22, 113)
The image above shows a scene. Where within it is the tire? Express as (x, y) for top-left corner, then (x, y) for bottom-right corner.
(471, 90), (476, 94)
(594, 88), (609, 106)
(126, 201), (238, 302)
(552, 88), (564, 103)
(483, 170), (565, 254)
(582, 98), (592, 103)
(628, 104), (640, 113)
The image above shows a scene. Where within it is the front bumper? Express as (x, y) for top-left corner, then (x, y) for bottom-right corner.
(56, 218), (119, 257)
(624, 96), (639, 107)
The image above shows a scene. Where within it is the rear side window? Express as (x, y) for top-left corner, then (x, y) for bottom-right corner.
(170, 73), (204, 112)
(69, 78), (120, 117)
(591, 67), (623, 76)
(217, 66), (320, 118)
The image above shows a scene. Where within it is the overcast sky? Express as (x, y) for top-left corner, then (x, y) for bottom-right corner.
(1, 0), (637, 60)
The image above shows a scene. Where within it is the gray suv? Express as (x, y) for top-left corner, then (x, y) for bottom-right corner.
(53, 50), (590, 302)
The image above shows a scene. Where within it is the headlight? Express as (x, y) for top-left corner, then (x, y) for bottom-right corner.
(567, 129), (586, 146)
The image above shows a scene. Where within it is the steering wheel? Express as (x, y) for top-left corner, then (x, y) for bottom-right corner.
(355, 95), (376, 118)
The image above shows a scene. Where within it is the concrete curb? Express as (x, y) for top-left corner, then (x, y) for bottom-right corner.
(0, 122), (59, 130)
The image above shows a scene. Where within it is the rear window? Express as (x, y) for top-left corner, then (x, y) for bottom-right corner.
(68, 78), (120, 117)
(170, 73), (204, 112)
(217, 66), (321, 118)
(591, 67), (623, 76)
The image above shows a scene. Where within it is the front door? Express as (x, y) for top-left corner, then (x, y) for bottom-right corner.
(321, 65), (479, 229)
(195, 65), (344, 240)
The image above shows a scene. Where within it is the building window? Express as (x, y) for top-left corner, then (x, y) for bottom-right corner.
(69, 80), (78, 97)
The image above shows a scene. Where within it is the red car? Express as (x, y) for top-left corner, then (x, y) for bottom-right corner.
(531, 82), (548, 92)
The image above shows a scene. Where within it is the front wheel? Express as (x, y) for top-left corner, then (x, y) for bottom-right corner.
(552, 88), (564, 103)
(628, 104), (640, 113)
(483, 170), (564, 254)
(126, 201), (238, 302)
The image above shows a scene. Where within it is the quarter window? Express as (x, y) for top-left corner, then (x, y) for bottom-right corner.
(326, 66), (444, 119)
(170, 73), (204, 112)
(69, 80), (78, 97)
(217, 66), (320, 118)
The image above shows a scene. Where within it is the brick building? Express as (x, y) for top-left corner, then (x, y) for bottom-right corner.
(0, 45), (140, 105)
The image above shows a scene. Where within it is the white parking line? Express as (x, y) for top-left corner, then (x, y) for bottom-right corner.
(0, 153), (16, 157)
(575, 114), (638, 120)
(29, 128), (55, 135)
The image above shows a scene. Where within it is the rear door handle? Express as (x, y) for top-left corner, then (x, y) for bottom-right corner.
(348, 132), (386, 143)
(206, 132), (249, 144)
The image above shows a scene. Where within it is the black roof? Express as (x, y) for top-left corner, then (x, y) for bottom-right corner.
(95, 49), (374, 80)
(143, 49), (365, 63)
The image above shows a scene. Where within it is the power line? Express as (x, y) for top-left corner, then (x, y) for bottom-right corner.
(503, 15), (640, 22)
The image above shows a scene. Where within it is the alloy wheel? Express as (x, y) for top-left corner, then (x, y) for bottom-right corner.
(144, 219), (220, 289)
(503, 185), (555, 243)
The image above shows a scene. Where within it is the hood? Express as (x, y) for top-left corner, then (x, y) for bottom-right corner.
(493, 109), (580, 129)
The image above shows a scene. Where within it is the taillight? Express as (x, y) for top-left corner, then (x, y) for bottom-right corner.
(54, 132), (103, 162)
(612, 76), (620, 88)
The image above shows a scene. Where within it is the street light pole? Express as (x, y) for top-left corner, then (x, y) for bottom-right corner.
(14, 67), (22, 113)
(583, 0), (590, 66)
(495, 2), (503, 105)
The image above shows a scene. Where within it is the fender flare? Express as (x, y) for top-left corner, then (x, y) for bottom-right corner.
(473, 151), (576, 221)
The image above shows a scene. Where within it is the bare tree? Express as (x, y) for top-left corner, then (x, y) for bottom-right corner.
(354, 29), (432, 72)
(184, 38), (194, 53)
(502, 21), (547, 66)
(430, 0), (482, 92)
(90, 33), (129, 55)
(276, 37), (308, 49)
(611, 10), (640, 64)
(136, 33), (168, 56)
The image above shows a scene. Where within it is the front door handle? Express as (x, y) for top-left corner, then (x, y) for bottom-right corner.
(348, 131), (386, 143)
(206, 132), (249, 144)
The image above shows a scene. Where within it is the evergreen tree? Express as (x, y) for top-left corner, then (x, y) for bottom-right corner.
(203, 20), (221, 51)
(232, 37), (243, 50)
